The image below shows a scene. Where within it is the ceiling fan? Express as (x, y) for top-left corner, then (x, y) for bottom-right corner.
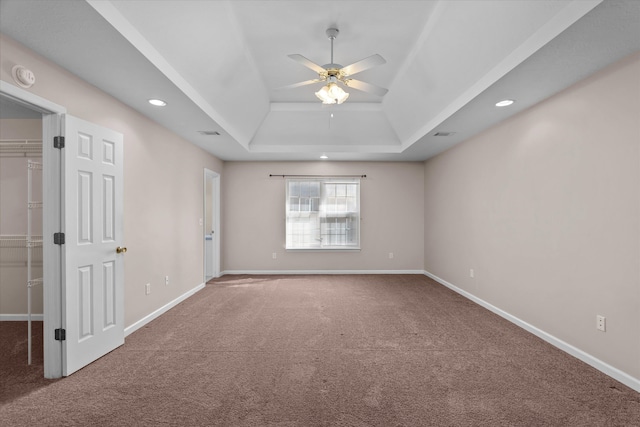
(280, 28), (388, 104)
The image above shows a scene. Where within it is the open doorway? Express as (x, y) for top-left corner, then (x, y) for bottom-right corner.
(0, 95), (45, 375)
(2, 81), (126, 379)
(1, 82), (67, 379)
(204, 169), (220, 281)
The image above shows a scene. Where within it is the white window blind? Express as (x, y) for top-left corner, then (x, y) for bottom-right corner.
(286, 178), (360, 250)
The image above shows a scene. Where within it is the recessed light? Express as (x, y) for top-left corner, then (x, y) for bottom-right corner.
(320, 155), (328, 159)
(495, 99), (515, 107)
(148, 99), (167, 107)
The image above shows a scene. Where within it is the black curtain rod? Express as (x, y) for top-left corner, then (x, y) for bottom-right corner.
(269, 174), (366, 178)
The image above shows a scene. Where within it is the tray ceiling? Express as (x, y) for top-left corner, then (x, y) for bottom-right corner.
(1, 0), (638, 161)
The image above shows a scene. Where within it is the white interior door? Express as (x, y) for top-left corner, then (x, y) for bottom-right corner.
(63, 115), (124, 376)
(205, 173), (214, 280)
(204, 169), (219, 280)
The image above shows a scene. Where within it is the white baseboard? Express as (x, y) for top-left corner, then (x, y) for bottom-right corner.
(0, 314), (44, 321)
(423, 270), (640, 393)
(124, 282), (206, 337)
(221, 270), (425, 276)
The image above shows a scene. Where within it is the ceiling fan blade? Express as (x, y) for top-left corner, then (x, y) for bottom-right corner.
(343, 79), (389, 97)
(340, 54), (386, 76)
(288, 54), (327, 75)
(275, 79), (324, 90)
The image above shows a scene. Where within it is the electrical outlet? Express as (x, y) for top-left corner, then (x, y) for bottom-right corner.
(145, 283), (151, 295)
(596, 315), (606, 332)
(470, 269), (474, 278)
(272, 252), (277, 259)
(165, 276), (169, 285)
(389, 252), (394, 259)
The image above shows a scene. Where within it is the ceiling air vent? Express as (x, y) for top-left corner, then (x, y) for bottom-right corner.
(433, 131), (455, 137)
(197, 130), (221, 136)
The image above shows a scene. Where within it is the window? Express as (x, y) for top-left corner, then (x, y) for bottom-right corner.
(286, 178), (360, 250)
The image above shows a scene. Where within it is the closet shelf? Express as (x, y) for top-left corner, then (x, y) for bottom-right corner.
(0, 236), (43, 265)
(28, 278), (43, 288)
(0, 139), (42, 157)
(0, 235), (43, 247)
(0, 234), (42, 248)
(27, 239), (43, 248)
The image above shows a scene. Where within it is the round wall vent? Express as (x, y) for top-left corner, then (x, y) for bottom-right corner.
(12, 65), (36, 88)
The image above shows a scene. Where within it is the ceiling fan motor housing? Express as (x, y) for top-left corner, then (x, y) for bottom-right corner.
(326, 28), (339, 39)
(323, 67), (345, 79)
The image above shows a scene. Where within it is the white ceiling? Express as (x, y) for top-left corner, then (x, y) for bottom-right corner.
(1, 0), (638, 161)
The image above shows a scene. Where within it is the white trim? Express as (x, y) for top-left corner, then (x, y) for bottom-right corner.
(124, 283), (206, 337)
(1, 82), (66, 379)
(221, 270), (425, 276)
(42, 114), (63, 379)
(270, 102), (383, 112)
(0, 81), (66, 114)
(0, 314), (44, 321)
(423, 270), (640, 393)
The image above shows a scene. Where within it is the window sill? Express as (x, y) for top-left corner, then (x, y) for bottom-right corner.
(286, 248), (361, 252)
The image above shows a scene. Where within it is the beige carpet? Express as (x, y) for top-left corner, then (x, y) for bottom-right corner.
(1, 274), (638, 426)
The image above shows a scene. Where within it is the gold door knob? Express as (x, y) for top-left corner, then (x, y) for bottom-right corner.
(116, 246), (127, 254)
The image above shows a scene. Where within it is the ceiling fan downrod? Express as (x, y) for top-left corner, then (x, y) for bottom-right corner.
(326, 28), (339, 66)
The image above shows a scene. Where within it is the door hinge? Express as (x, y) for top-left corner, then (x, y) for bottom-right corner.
(54, 328), (66, 341)
(53, 136), (65, 149)
(54, 232), (65, 245)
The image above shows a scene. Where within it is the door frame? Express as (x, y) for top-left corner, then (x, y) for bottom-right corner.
(203, 168), (220, 280)
(1, 81), (66, 378)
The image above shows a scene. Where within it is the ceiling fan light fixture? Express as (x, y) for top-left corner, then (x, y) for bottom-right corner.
(315, 82), (349, 105)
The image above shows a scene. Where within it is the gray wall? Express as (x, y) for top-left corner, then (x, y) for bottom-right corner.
(1, 34), (224, 326)
(222, 161), (425, 273)
(423, 53), (640, 380)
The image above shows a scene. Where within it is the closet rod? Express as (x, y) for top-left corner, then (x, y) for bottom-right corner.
(269, 174), (366, 178)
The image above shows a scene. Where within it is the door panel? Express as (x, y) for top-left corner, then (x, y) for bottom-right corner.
(63, 115), (124, 376)
(204, 170), (219, 280)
